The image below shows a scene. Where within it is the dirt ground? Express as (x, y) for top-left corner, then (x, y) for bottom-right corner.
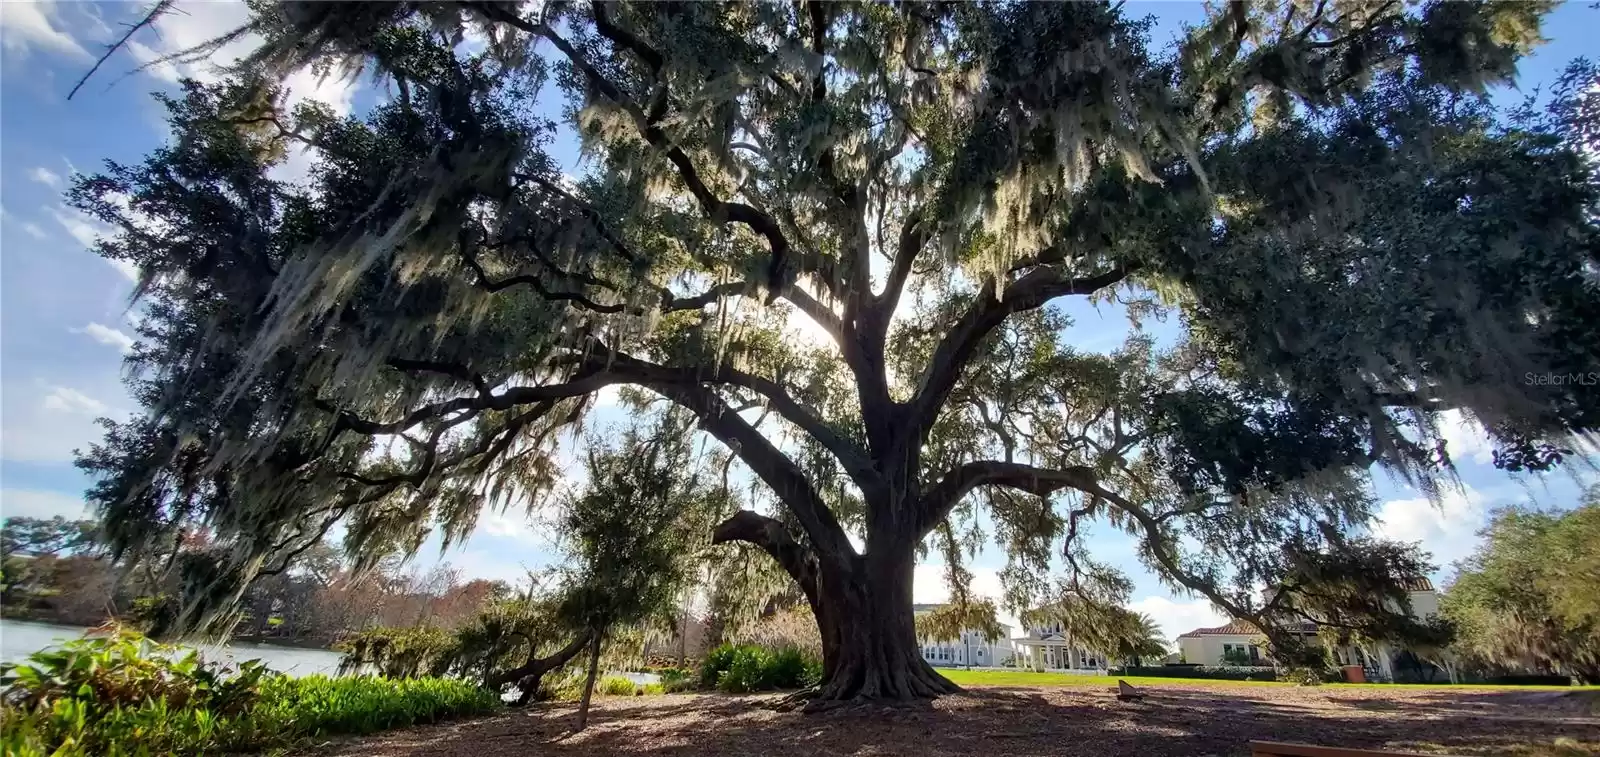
(313, 684), (1600, 757)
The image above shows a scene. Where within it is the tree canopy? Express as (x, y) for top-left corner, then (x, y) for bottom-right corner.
(1441, 490), (1600, 684)
(70, 0), (1600, 704)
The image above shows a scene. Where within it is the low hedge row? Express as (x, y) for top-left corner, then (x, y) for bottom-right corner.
(1115, 665), (1279, 681)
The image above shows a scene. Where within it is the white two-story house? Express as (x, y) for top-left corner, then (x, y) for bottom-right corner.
(1009, 617), (1111, 674)
(912, 603), (1016, 668)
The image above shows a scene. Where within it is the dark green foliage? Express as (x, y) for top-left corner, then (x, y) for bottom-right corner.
(0, 627), (497, 756)
(334, 626), (459, 678)
(699, 643), (821, 693)
(1442, 491), (1600, 683)
(1115, 666), (1278, 682)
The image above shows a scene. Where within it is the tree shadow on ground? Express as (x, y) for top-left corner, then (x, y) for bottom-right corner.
(318, 685), (1600, 757)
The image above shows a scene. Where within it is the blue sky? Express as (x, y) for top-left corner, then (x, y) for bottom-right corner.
(1, 1), (1597, 643)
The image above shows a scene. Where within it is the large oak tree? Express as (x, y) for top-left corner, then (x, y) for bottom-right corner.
(72, 0), (1599, 704)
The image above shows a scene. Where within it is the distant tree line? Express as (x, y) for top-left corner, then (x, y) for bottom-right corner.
(0, 515), (514, 646)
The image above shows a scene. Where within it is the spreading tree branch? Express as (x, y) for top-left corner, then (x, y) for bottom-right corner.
(903, 262), (1141, 455)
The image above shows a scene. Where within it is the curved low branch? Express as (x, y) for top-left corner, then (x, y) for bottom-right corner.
(651, 378), (855, 564)
(487, 629), (593, 692)
(711, 509), (820, 600)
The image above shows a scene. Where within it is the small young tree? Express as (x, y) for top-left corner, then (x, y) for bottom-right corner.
(557, 414), (728, 729)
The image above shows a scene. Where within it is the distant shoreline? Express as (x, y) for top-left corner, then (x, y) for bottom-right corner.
(0, 613), (338, 653)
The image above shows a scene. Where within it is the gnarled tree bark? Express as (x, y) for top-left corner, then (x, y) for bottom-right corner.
(713, 509), (959, 709)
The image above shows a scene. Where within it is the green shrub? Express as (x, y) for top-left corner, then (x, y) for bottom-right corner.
(334, 626), (459, 678)
(641, 683), (665, 695)
(1115, 665), (1280, 682)
(717, 645), (773, 693)
(1484, 674), (1573, 686)
(767, 647), (813, 689)
(599, 676), (639, 696)
(700, 643), (740, 689)
(0, 626), (499, 757)
(700, 643), (824, 693)
(660, 667), (697, 694)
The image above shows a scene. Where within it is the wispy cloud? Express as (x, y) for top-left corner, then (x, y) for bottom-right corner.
(49, 206), (108, 250)
(48, 206), (139, 281)
(29, 166), (63, 189)
(42, 385), (110, 416)
(74, 322), (136, 353)
(0, 0), (90, 62)
(20, 222), (49, 240)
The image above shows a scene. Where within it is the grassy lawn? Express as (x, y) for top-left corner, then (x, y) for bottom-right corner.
(935, 668), (1597, 691)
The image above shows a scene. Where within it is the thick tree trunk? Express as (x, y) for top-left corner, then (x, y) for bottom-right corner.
(575, 632), (603, 731)
(806, 548), (960, 706)
(712, 510), (959, 708)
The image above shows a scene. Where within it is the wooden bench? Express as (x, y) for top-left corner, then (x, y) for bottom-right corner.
(1251, 741), (1465, 757)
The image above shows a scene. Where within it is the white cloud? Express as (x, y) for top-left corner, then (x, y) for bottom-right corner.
(107, 258), (140, 282)
(1128, 595), (1227, 650)
(48, 206), (140, 281)
(0, 0), (90, 61)
(0, 381), (127, 464)
(42, 386), (110, 416)
(74, 322), (136, 353)
(1372, 484), (1492, 572)
(0, 489), (90, 520)
(1435, 409), (1495, 466)
(49, 206), (109, 250)
(913, 562), (1007, 605)
(29, 166), (63, 189)
(20, 222), (48, 240)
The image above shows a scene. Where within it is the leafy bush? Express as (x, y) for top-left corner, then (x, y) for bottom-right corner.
(255, 675), (499, 737)
(599, 676), (639, 696)
(1484, 674), (1573, 686)
(659, 667), (696, 694)
(1116, 665), (1280, 682)
(641, 683), (665, 695)
(718, 645), (773, 693)
(767, 647), (819, 689)
(700, 643), (740, 689)
(334, 626), (459, 678)
(701, 643), (823, 693)
(0, 627), (498, 756)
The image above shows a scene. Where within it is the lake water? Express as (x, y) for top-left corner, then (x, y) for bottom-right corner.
(0, 620), (660, 685)
(0, 618), (345, 676)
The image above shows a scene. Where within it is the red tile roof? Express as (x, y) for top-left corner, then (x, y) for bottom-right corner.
(1178, 619), (1318, 638)
(1399, 577), (1435, 592)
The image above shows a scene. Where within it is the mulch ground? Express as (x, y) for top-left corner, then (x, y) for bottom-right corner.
(309, 683), (1600, 757)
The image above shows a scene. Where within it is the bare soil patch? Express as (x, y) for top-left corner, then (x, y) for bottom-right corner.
(308, 683), (1600, 757)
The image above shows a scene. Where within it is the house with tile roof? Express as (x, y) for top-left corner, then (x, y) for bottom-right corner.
(1176, 578), (1444, 682)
